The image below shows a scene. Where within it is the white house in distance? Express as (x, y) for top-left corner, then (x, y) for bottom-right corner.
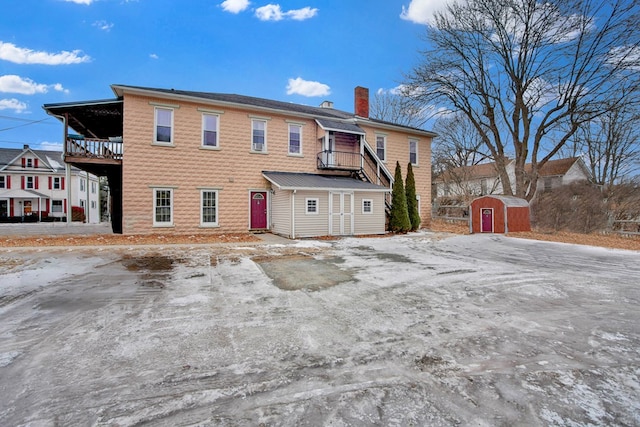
(0, 145), (101, 223)
(433, 157), (591, 199)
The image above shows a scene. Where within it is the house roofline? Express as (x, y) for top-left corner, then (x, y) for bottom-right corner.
(111, 84), (437, 138)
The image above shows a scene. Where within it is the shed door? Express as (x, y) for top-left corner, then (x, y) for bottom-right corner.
(329, 192), (353, 236)
(250, 191), (267, 229)
(481, 208), (493, 233)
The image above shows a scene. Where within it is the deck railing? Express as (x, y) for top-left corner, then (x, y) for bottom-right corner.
(317, 150), (361, 170)
(65, 137), (123, 161)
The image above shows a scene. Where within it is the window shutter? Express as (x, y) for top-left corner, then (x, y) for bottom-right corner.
(6, 176), (10, 189)
(21, 176), (25, 189)
(61, 177), (65, 190)
(49, 177), (52, 189)
(34, 159), (39, 168)
(35, 176), (39, 189)
(64, 200), (67, 213)
(46, 199), (50, 212)
(22, 158), (26, 168)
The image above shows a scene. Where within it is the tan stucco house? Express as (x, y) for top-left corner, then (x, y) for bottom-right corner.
(43, 85), (435, 238)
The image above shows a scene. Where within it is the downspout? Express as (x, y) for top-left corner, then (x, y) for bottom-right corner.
(291, 190), (296, 239)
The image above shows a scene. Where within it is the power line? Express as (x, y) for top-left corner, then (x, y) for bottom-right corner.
(0, 117), (51, 132)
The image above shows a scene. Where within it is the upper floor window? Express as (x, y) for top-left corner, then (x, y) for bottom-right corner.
(200, 190), (218, 226)
(91, 181), (97, 194)
(80, 178), (85, 192)
(0, 176), (5, 189)
(155, 107), (174, 144)
(202, 113), (219, 148)
(376, 135), (386, 161)
(251, 119), (267, 152)
(26, 158), (33, 168)
(288, 124), (302, 155)
(25, 176), (35, 189)
(52, 177), (61, 190)
(409, 139), (418, 166)
(153, 188), (173, 226)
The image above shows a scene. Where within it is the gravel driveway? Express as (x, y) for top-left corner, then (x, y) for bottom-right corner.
(1, 233), (638, 426)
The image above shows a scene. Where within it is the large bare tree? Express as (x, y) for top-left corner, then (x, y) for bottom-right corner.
(370, 88), (430, 129)
(405, 0), (639, 200)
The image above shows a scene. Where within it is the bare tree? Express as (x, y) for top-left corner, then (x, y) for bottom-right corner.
(573, 102), (639, 188)
(405, 0), (640, 200)
(370, 88), (430, 129)
(432, 113), (491, 174)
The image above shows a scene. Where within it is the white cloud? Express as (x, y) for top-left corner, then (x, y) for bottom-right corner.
(38, 141), (63, 151)
(400, 0), (452, 25)
(0, 41), (90, 65)
(608, 45), (640, 71)
(64, 0), (93, 4)
(286, 77), (330, 97)
(0, 75), (67, 95)
(0, 98), (27, 113)
(149, 53), (159, 59)
(221, 0), (250, 14)
(93, 20), (114, 31)
(256, 4), (318, 21)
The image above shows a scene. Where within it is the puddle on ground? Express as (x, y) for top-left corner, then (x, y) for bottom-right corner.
(254, 254), (354, 291)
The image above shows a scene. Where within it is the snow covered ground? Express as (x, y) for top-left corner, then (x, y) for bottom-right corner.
(0, 232), (639, 426)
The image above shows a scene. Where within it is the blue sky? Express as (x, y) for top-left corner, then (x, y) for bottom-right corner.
(0, 0), (446, 151)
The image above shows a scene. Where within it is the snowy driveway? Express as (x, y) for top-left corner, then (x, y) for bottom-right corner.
(1, 233), (639, 426)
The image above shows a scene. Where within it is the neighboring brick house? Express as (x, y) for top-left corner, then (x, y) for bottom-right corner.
(0, 145), (100, 223)
(434, 157), (591, 200)
(44, 85), (435, 237)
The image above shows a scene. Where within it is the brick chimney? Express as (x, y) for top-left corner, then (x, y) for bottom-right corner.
(354, 86), (369, 118)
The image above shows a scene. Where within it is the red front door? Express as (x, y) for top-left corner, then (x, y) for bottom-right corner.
(481, 208), (493, 233)
(250, 191), (267, 229)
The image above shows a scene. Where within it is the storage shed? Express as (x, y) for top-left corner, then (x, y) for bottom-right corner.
(470, 195), (531, 233)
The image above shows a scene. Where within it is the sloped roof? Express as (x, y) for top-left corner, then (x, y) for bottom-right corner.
(0, 147), (66, 171)
(42, 98), (123, 140)
(262, 171), (389, 192)
(435, 157), (583, 183)
(473, 195), (529, 207)
(111, 85), (437, 137)
(315, 119), (365, 135)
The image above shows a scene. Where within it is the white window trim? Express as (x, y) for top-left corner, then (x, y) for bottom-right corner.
(0, 175), (6, 189)
(51, 199), (64, 213)
(288, 123), (303, 156)
(201, 112), (220, 149)
(362, 199), (373, 214)
(409, 139), (419, 166)
(376, 134), (387, 162)
(251, 119), (268, 154)
(154, 107), (175, 146)
(200, 189), (219, 227)
(26, 176), (35, 189)
(153, 188), (174, 227)
(305, 198), (319, 215)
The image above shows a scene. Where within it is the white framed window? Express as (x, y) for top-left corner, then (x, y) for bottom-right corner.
(51, 200), (63, 213)
(306, 198), (319, 214)
(91, 181), (97, 194)
(362, 199), (373, 214)
(202, 113), (219, 148)
(153, 188), (173, 226)
(52, 177), (61, 190)
(409, 139), (418, 165)
(0, 176), (5, 189)
(155, 107), (174, 144)
(91, 200), (97, 209)
(26, 176), (34, 189)
(80, 178), (85, 192)
(376, 134), (386, 161)
(288, 124), (302, 155)
(251, 119), (267, 152)
(200, 190), (218, 226)
(80, 200), (86, 209)
(26, 158), (33, 168)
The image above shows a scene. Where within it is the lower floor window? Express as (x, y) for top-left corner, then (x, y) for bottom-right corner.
(51, 200), (63, 213)
(306, 198), (319, 214)
(154, 188), (173, 226)
(362, 199), (372, 214)
(201, 190), (218, 226)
